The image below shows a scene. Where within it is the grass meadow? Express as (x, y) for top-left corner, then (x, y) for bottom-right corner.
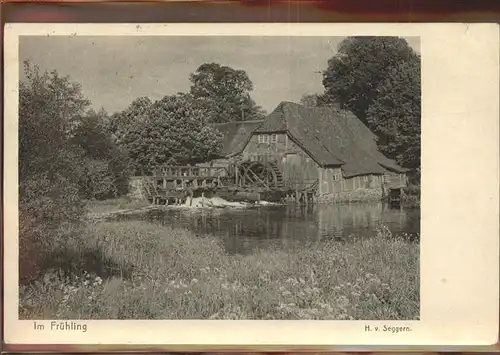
(19, 217), (419, 320)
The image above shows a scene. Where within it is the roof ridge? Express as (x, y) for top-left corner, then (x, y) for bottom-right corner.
(211, 119), (265, 127)
(278, 101), (288, 131)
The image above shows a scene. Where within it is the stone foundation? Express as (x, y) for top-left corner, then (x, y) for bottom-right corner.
(316, 188), (383, 203)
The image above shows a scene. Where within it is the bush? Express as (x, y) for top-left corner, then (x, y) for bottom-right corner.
(81, 159), (117, 200)
(72, 112), (132, 200)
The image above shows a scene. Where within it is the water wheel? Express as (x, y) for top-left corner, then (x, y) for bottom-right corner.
(237, 161), (279, 189)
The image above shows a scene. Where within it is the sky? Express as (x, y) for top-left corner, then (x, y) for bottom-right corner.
(19, 36), (420, 114)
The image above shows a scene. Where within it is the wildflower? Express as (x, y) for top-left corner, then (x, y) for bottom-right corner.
(282, 290), (292, 296)
(337, 295), (350, 308)
(191, 278), (199, 284)
(95, 276), (103, 285)
(299, 278), (305, 284)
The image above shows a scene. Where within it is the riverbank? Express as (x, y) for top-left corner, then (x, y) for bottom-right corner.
(86, 197), (151, 216)
(19, 219), (419, 320)
(85, 196), (280, 221)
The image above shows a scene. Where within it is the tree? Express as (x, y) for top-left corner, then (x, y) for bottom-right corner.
(189, 63), (266, 123)
(322, 36), (419, 123)
(19, 61), (91, 282)
(106, 97), (153, 144)
(366, 56), (421, 169)
(299, 93), (334, 108)
(121, 94), (223, 173)
(19, 61), (90, 224)
(299, 93), (322, 107)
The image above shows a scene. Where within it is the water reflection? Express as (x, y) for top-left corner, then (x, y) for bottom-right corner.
(130, 202), (420, 254)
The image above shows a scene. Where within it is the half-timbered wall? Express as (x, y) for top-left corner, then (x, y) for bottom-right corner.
(241, 133), (320, 188)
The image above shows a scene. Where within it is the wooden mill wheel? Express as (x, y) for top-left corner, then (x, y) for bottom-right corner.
(237, 161), (278, 189)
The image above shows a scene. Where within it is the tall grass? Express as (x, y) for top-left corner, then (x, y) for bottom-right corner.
(19, 221), (419, 320)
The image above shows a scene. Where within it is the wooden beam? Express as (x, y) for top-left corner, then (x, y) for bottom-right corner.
(246, 166), (268, 188)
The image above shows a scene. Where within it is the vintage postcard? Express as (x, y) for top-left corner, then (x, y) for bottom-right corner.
(3, 23), (499, 348)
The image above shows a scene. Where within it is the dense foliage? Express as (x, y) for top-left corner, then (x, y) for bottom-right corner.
(322, 36), (418, 120)
(119, 94), (223, 174)
(321, 36), (421, 171)
(71, 112), (131, 199)
(366, 58), (421, 170)
(19, 62), (131, 283)
(19, 62), (89, 228)
(104, 97), (152, 144)
(189, 63), (266, 123)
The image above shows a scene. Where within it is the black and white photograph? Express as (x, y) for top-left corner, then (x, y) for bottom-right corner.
(4, 23), (498, 347)
(16, 33), (421, 321)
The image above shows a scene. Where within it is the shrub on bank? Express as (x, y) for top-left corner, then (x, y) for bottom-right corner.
(402, 184), (420, 207)
(20, 221), (419, 320)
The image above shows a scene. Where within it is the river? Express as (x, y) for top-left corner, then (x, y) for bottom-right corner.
(118, 202), (420, 255)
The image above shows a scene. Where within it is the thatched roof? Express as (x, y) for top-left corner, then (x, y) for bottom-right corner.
(212, 120), (264, 157)
(255, 101), (407, 177)
(213, 102), (408, 177)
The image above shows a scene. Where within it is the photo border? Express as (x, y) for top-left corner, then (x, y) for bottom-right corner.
(2, 2), (500, 353)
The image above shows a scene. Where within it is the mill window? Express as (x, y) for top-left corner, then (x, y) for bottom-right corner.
(270, 134), (278, 143)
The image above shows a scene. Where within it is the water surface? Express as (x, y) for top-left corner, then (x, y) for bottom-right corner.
(120, 202), (420, 254)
